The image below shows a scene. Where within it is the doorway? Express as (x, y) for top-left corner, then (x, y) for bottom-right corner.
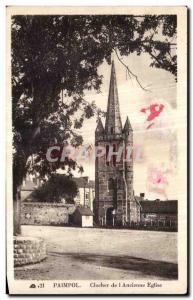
(106, 207), (114, 226)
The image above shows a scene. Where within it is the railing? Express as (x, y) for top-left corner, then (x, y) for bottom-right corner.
(96, 220), (178, 232)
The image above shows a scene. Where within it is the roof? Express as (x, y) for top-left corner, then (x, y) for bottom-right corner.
(21, 180), (37, 191)
(21, 191), (35, 202)
(75, 206), (93, 216)
(73, 177), (95, 189)
(139, 200), (178, 214)
(95, 118), (104, 135)
(88, 180), (95, 189)
(134, 196), (142, 207)
(105, 60), (122, 135)
(135, 196), (144, 203)
(123, 116), (132, 133)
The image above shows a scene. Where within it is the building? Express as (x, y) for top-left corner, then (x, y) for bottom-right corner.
(73, 177), (95, 211)
(138, 196), (177, 228)
(95, 61), (140, 226)
(71, 206), (93, 227)
(21, 174), (40, 201)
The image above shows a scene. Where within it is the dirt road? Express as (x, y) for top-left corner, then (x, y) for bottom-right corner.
(15, 226), (178, 280)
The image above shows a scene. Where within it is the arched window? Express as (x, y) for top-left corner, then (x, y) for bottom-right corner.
(108, 178), (114, 191)
(113, 144), (116, 166)
(106, 144), (109, 166)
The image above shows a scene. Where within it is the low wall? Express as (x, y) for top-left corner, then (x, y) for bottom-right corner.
(21, 202), (76, 226)
(14, 236), (46, 267)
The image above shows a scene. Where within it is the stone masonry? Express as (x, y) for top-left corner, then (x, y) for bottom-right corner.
(21, 202), (76, 226)
(14, 236), (46, 267)
(95, 61), (140, 226)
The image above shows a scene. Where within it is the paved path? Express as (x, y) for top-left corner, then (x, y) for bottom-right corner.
(15, 226), (178, 280)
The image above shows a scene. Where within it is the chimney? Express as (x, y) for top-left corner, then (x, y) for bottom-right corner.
(140, 193), (145, 199)
(83, 176), (89, 184)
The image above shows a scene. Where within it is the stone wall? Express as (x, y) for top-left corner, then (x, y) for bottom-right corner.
(21, 202), (76, 226)
(14, 236), (46, 267)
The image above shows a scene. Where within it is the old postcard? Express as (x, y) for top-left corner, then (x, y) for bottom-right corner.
(6, 6), (188, 295)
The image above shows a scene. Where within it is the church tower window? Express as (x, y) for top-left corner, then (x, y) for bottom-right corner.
(106, 145), (109, 166)
(108, 178), (114, 191)
(113, 144), (116, 166)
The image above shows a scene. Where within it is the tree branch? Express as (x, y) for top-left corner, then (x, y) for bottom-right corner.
(114, 49), (150, 92)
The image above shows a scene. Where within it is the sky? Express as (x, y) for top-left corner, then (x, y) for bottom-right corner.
(66, 51), (182, 200)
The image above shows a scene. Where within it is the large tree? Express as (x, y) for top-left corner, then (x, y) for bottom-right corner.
(34, 174), (78, 203)
(12, 14), (177, 234)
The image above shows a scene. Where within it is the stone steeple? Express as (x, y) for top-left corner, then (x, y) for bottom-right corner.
(105, 60), (122, 135)
(95, 118), (104, 135)
(95, 61), (140, 226)
(123, 116), (132, 134)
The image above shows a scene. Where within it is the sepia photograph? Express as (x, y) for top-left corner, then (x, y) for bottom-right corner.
(6, 6), (187, 295)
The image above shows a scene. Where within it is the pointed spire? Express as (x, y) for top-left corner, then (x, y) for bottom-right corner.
(105, 61), (122, 135)
(123, 116), (132, 134)
(95, 118), (104, 135)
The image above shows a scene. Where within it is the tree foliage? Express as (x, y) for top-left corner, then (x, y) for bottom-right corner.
(34, 174), (78, 203)
(12, 14), (177, 194)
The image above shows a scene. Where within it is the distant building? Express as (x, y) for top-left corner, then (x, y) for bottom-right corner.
(71, 206), (93, 227)
(21, 174), (41, 201)
(138, 196), (178, 228)
(73, 177), (95, 211)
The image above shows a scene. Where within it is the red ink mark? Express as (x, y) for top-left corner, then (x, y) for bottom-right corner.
(148, 168), (168, 185)
(146, 123), (154, 130)
(147, 104), (164, 121)
(140, 103), (165, 129)
(147, 166), (173, 198)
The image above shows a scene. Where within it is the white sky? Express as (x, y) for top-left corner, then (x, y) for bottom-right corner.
(70, 51), (181, 200)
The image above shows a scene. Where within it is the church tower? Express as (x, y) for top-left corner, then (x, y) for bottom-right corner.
(95, 61), (140, 226)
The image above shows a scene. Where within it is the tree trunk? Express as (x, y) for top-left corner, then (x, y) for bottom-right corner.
(13, 187), (21, 236)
